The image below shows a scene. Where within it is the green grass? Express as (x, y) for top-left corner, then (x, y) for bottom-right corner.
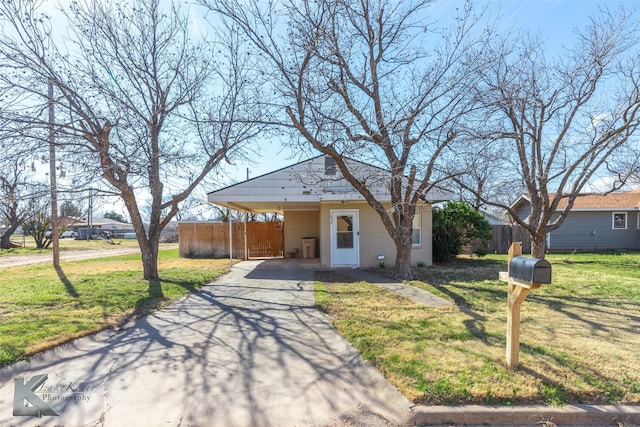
(314, 252), (640, 406)
(0, 237), (144, 256)
(0, 249), (230, 367)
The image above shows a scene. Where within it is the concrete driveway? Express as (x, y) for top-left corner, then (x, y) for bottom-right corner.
(0, 259), (412, 427)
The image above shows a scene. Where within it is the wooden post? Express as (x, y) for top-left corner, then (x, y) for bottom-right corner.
(229, 217), (233, 268)
(244, 220), (248, 261)
(506, 242), (526, 369)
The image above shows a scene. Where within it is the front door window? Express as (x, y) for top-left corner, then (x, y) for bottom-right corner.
(336, 215), (354, 248)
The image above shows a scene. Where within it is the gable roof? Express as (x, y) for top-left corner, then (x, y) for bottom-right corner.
(208, 155), (453, 213)
(513, 190), (640, 212)
(556, 191), (640, 210)
(482, 209), (509, 225)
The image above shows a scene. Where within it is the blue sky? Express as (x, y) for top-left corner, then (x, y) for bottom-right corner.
(480, 0), (631, 42)
(36, 0), (640, 216)
(220, 0), (638, 185)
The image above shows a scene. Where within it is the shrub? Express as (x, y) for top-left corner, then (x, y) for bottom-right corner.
(432, 201), (492, 262)
(432, 209), (460, 263)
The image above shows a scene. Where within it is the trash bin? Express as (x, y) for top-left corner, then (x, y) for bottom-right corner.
(302, 237), (317, 259)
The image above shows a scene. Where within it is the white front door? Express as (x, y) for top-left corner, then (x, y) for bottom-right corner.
(330, 210), (359, 267)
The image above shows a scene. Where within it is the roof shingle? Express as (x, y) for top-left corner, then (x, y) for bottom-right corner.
(556, 191), (640, 209)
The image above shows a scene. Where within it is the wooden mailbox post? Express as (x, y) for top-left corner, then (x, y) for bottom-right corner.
(500, 242), (551, 369)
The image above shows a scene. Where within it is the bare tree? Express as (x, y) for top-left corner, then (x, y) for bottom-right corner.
(462, 8), (640, 258)
(0, 119), (48, 249)
(0, 160), (46, 249)
(202, 0), (492, 279)
(59, 201), (83, 219)
(257, 213), (283, 222)
(23, 199), (53, 250)
(0, 0), (264, 279)
(449, 137), (519, 212)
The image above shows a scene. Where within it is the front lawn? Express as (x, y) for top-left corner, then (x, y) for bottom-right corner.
(0, 237), (144, 256)
(314, 252), (640, 406)
(0, 250), (231, 366)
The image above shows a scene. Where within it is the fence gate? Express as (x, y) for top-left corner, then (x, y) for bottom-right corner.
(178, 221), (284, 259)
(246, 221), (284, 258)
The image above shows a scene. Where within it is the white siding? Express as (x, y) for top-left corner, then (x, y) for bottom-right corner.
(318, 202), (432, 268)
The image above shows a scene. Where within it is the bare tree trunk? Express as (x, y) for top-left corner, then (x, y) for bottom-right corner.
(140, 240), (159, 281)
(394, 241), (414, 281)
(118, 185), (162, 280)
(0, 222), (19, 249)
(0, 231), (13, 249)
(530, 235), (547, 259)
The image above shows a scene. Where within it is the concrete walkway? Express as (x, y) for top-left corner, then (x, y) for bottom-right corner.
(0, 259), (411, 427)
(338, 268), (453, 308)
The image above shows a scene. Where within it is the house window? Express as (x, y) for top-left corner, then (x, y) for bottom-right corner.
(324, 156), (336, 176)
(336, 215), (354, 248)
(612, 212), (627, 229)
(411, 212), (421, 246)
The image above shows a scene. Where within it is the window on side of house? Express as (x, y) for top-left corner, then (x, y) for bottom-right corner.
(411, 212), (421, 246)
(612, 212), (627, 229)
(324, 156), (336, 176)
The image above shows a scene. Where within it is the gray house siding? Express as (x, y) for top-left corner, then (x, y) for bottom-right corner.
(515, 204), (532, 220)
(548, 211), (640, 251)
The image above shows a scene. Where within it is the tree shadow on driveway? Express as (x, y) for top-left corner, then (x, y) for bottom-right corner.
(0, 259), (410, 427)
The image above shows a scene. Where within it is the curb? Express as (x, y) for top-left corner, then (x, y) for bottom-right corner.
(409, 404), (640, 426)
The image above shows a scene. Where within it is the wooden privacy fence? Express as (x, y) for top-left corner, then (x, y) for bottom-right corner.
(178, 221), (284, 259)
(246, 222), (285, 258)
(488, 225), (531, 254)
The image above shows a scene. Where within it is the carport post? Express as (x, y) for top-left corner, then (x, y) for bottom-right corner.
(229, 217), (232, 268)
(244, 219), (248, 260)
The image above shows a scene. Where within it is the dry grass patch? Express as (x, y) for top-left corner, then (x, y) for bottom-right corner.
(314, 253), (640, 405)
(2, 236), (145, 252)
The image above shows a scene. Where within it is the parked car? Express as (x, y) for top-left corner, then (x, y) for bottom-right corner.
(45, 228), (77, 239)
(60, 229), (77, 239)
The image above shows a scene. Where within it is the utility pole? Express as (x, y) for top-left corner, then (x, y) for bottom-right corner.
(48, 80), (60, 267)
(87, 191), (93, 240)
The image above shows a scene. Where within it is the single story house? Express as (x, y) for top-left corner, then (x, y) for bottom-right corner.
(60, 216), (132, 231)
(482, 209), (509, 226)
(59, 216), (134, 239)
(207, 155), (452, 268)
(512, 190), (640, 251)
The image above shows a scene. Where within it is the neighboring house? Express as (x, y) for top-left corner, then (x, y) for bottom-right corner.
(59, 216), (85, 229)
(92, 217), (133, 232)
(512, 191), (640, 251)
(59, 216), (134, 238)
(207, 155), (452, 268)
(482, 209), (509, 226)
(60, 216), (132, 231)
